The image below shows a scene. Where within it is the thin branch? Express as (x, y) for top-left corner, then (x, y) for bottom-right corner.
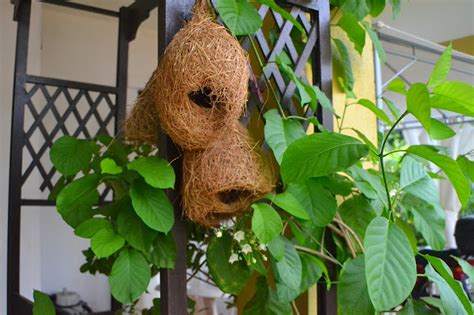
(294, 245), (341, 266)
(292, 301), (301, 315)
(334, 216), (364, 253)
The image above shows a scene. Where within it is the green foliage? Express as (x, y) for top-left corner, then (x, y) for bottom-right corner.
(364, 217), (417, 311)
(100, 158), (123, 175)
(428, 43), (452, 87)
(407, 83), (431, 133)
(251, 203), (283, 244)
(338, 195), (376, 240)
(91, 229), (125, 258)
(357, 98), (392, 125)
(33, 290), (56, 315)
(128, 156), (175, 189)
(387, 78), (407, 95)
(117, 205), (158, 252)
(332, 38), (354, 93)
(264, 191), (309, 220)
(50, 136), (98, 176)
(337, 13), (366, 55)
(216, 0), (262, 35)
(149, 232), (177, 269)
(244, 277), (292, 314)
(431, 81), (474, 116)
(273, 241), (302, 302)
(75, 218), (113, 238)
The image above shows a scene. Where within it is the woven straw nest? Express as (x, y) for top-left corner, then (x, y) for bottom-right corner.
(124, 0), (249, 149)
(183, 123), (275, 226)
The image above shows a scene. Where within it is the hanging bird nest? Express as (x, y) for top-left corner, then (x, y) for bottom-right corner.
(182, 123), (275, 226)
(123, 0), (249, 149)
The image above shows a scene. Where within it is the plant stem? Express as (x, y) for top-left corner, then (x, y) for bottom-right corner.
(378, 111), (408, 214)
(292, 301), (301, 315)
(337, 99), (349, 132)
(248, 36), (286, 118)
(294, 245), (341, 266)
(383, 149), (407, 157)
(285, 115), (307, 121)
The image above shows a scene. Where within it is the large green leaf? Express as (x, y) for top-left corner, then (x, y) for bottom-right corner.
(264, 191), (309, 220)
(273, 241), (302, 302)
(281, 132), (369, 183)
(317, 174), (353, 196)
(407, 83), (431, 133)
(207, 234), (252, 294)
(91, 229), (125, 258)
(364, 217), (417, 311)
(275, 56), (314, 108)
(287, 179), (337, 227)
(109, 248), (151, 304)
(361, 20), (386, 64)
(408, 145), (471, 208)
(267, 236), (286, 261)
(404, 194), (445, 250)
(337, 13), (366, 55)
(400, 156), (439, 204)
(149, 232), (176, 269)
(251, 203), (283, 244)
(299, 253), (323, 293)
(428, 44), (452, 87)
(333, 38), (354, 93)
(429, 118), (455, 140)
(367, 0), (386, 17)
(431, 81), (474, 117)
(387, 78), (407, 95)
(128, 156), (175, 189)
(117, 205), (158, 252)
(424, 263), (472, 315)
(453, 257), (474, 287)
(457, 155), (474, 182)
(216, 0), (262, 36)
(338, 195), (376, 240)
(399, 299), (437, 315)
(33, 290), (56, 315)
(56, 174), (100, 228)
(313, 85), (335, 114)
(243, 276), (292, 315)
(50, 136), (97, 177)
(263, 109), (305, 164)
(75, 218), (113, 238)
(341, 0), (369, 21)
(424, 255), (473, 315)
(357, 98), (392, 125)
(130, 179), (174, 233)
(338, 255), (374, 315)
(350, 166), (388, 212)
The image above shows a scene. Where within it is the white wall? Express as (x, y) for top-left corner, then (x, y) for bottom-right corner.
(0, 2), (158, 313)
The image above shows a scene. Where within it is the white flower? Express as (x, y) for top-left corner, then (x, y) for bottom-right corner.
(233, 231), (245, 243)
(252, 258), (257, 264)
(258, 243), (266, 251)
(262, 255), (268, 261)
(216, 230), (223, 238)
(241, 244), (252, 254)
(229, 253), (239, 264)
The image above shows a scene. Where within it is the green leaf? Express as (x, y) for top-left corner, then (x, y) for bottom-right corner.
(149, 232), (177, 269)
(429, 118), (456, 140)
(251, 203), (283, 244)
(281, 132), (369, 183)
(267, 236), (286, 261)
(207, 234), (252, 294)
(364, 217), (417, 311)
(275, 56), (314, 108)
(33, 290), (56, 315)
(431, 81), (474, 117)
(453, 257), (474, 288)
(75, 218), (113, 238)
(50, 135), (97, 177)
(216, 0), (262, 36)
(338, 255), (374, 315)
(109, 248), (151, 304)
(424, 259), (473, 315)
(273, 241), (302, 302)
(338, 195), (376, 240)
(317, 174), (353, 196)
(367, 0), (386, 17)
(263, 109), (306, 164)
(117, 206), (158, 252)
(257, 0), (303, 33)
(383, 96), (401, 119)
(399, 299), (438, 315)
(287, 179), (337, 227)
(457, 155), (474, 182)
(407, 83), (431, 133)
(341, 0), (370, 21)
(350, 166), (388, 212)
(337, 13), (366, 55)
(395, 219), (418, 254)
(400, 156), (440, 204)
(403, 194), (445, 250)
(357, 98), (392, 125)
(128, 156), (175, 189)
(100, 158), (123, 175)
(244, 276), (292, 315)
(333, 38), (354, 93)
(387, 78), (407, 95)
(264, 191), (309, 220)
(91, 228), (125, 258)
(56, 174), (99, 228)
(389, 0), (401, 17)
(408, 145), (471, 208)
(361, 20), (386, 63)
(299, 253), (322, 292)
(312, 85), (335, 114)
(130, 179), (174, 233)
(428, 43), (452, 87)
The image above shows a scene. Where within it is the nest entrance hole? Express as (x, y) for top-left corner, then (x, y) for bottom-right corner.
(218, 189), (254, 204)
(189, 87), (224, 109)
